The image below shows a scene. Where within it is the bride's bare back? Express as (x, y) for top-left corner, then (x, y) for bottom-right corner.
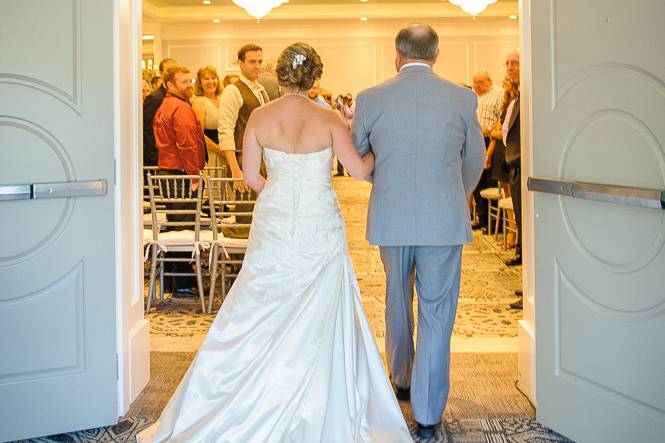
(243, 95), (373, 192)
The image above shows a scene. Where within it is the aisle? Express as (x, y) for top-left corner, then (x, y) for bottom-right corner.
(146, 176), (523, 354)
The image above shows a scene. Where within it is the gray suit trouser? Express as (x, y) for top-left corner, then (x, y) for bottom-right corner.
(379, 245), (463, 426)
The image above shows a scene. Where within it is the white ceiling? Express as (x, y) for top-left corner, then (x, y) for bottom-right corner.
(143, 0), (519, 23)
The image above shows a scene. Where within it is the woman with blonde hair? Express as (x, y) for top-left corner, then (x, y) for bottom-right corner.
(191, 65), (224, 170)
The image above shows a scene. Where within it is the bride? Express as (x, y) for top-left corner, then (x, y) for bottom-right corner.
(137, 43), (413, 443)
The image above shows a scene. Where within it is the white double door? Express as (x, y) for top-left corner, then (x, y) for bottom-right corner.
(528, 0), (665, 442)
(0, 0), (118, 441)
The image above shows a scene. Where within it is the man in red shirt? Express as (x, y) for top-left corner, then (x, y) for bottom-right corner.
(153, 65), (206, 296)
(154, 65), (206, 177)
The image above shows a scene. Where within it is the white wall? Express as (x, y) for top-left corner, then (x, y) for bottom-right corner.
(149, 18), (518, 96)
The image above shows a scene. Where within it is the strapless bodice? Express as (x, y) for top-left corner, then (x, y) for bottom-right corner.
(262, 146), (333, 184)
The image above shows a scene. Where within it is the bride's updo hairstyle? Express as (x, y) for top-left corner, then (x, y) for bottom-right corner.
(276, 43), (323, 91)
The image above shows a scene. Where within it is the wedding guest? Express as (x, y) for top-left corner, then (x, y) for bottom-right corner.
(153, 65), (207, 296)
(150, 76), (162, 91)
(222, 74), (239, 89)
(218, 44), (269, 190)
(258, 58), (282, 101)
(143, 58), (177, 166)
(142, 79), (152, 100)
(471, 69), (504, 232)
(308, 80), (331, 109)
(192, 65), (224, 172)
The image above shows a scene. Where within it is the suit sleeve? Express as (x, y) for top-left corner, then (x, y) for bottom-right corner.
(461, 93), (485, 199)
(351, 92), (371, 156)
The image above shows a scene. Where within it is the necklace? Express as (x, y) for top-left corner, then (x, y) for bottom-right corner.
(284, 91), (307, 97)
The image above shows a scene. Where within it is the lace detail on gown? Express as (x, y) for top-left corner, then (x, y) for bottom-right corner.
(137, 147), (413, 443)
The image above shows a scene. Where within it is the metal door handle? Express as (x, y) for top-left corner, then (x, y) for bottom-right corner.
(0, 180), (107, 201)
(527, 177), (665, 210)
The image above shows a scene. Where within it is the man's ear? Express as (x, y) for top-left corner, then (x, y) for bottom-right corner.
(431, 48), (440, 65)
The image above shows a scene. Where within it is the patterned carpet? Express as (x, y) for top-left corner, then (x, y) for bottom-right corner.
(20, 353), (574, 443)
(146, 177), (523, 342)
(19, 416), (572, 443)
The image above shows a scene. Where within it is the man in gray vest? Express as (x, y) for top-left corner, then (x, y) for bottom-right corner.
(352, 24), (484, 439)
(218, 43), (270, 191)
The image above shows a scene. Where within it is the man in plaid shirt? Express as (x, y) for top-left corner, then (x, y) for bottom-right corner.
(471, 69), (504, 232)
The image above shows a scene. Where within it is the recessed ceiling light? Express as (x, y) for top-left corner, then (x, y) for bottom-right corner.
(360, 0), (368, 3)
(212, 18), (221, 23)
(509, 15), (518, 20)
(360, 16), (368, 21)
(202, 0), (211, 4)
(142, 35), (155, 40)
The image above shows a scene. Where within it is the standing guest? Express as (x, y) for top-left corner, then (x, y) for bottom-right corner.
(192, 65), (224, 172)
(143, 58), (177, 166)
(153, 65), (207, 296)
(150, 76), (163, 92)
(320, 88), (334, 108)
(502, 49), (522, 274)
(487, 76), (518, 197)
(471, 69), (504, 232)
(218, 44), (270, 190)
(352, 24), (484, 439)
(222, 74), (239, 89)
(257, 58), (282, 101)
(308, 80), (331, 109)
(334, 93), (355, 176)
(142, 79), (152, 100)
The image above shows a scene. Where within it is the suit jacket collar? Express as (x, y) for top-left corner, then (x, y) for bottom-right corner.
(508, 96), (520, 131)
(399, 64), (433, 75)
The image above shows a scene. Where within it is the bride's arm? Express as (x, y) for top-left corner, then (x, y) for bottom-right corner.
(242, 115), (266, 193)
(331, 118), (374, 180)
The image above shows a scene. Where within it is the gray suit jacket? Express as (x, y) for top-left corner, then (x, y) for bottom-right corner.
(352, 65), (485, 246)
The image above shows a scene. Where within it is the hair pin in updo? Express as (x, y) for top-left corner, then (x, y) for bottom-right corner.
(292, 54), (306, 69)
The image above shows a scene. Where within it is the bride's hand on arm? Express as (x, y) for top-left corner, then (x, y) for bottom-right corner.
(241, 115), (266, 193)
(331, 119), (373, 180)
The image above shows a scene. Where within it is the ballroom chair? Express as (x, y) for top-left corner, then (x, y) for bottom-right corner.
(479, 184), (503, 237)
(498, 197), (518, 250)
(145, 173), (212, 313)
(205, 175), (253, 313)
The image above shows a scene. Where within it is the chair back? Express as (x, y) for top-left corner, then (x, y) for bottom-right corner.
(146, 173), (204, 240)
(205, 176), (256, 240)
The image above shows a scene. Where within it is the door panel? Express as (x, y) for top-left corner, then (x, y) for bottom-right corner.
(530, 0), (665, 442)
(0, 0), (117, 440)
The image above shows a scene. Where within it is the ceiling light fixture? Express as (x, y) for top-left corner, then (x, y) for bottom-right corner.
(360, 16), (368, 21)
(202, 0), (211, 4)
(509, 14), (518, 20)
(142, 35), (155, 40)
(212, 18), (221, 23)
(448, 0), (497, 16)
(231, 0), (288, 20)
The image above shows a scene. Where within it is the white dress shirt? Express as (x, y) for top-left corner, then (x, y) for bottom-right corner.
(218, 74), (269, 151)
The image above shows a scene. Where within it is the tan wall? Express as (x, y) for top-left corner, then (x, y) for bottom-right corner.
(150, 18), (518, 97)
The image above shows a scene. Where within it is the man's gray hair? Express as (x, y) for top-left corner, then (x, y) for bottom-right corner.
(395, 24), (439, 61)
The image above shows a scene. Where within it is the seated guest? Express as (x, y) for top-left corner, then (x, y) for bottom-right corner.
(192, 65), (224, 172)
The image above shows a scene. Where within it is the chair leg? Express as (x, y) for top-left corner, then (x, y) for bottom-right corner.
(208, 245), (219, 314)
(147, 245), (158, 312)
(159, 257), (165, 301)
(221, 259), (227, 302)
(195, 253), (206, 313)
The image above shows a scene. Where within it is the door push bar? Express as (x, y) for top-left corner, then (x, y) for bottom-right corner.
(0, 180), (107, 201)
(527, 177), (665, 210)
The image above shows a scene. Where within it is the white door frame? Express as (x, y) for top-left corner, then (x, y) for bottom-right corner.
(114, 0), (151, 416)
(113, 0), (541, 416)
(516, 0), (537, 405)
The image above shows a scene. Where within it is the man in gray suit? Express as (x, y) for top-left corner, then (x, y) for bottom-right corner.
(352, 24), (484, 439)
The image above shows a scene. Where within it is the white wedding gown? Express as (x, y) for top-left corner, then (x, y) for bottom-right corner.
(137, 147), (413, 443)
